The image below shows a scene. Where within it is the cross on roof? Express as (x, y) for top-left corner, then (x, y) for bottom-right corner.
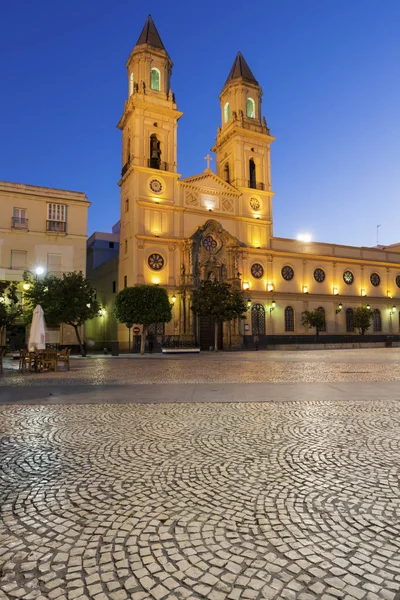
(204, 154), (212, 169)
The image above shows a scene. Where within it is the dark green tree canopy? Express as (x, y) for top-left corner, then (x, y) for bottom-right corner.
(301, 309), (326, 335)
(0, 282), (22, 338)
(24, 272), (100, 355)
(353, 305), (373, 335)
(191, 280), (247, 323)
(115, 285), (172, 327)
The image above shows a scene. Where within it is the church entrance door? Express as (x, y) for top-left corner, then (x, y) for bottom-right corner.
(199, 316), (222, 351)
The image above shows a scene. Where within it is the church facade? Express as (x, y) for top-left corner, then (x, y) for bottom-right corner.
(116, 16), (400, 350)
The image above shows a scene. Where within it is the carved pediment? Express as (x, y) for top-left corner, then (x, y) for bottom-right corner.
(180, 170), (241, 197)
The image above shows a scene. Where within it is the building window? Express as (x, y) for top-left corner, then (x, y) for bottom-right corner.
(129, 72), (134, 96)
(314, 268), (325, 283)
(285, 307), (295, 332)
(373, 309), (382, 332)
(251, 303), (265, 335)
(126, 137), (131, 162)
(124, 275), (127, 289)
(124, 239), (128, 254)
(12, 208), (27, 229)
(109, 242), (115, 249)
(251, 263), (264, 279)
(224, 102), (230, 123)
(343, 270), (354, 285)
(224, 163), (230, 183)
(370, 273), (380, 286)
(346, 308), (354, 332)
(150, 68), (160, 91)
(11, 250), (27, 269)
(396, 275), (400, 289)
(47, 203), (66, 232)
(281, 265), (295, 281)
(317, 307), (326, 332)
(148, 253), (165, 271)
(246, 97), (255, 118)
(125, 198), (129, 212)
(112, 281), (116, 293)
(47, 253), (62, 277)
(249, 158), (256, 189)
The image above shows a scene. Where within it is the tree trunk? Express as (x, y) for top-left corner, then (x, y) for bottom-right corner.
(214, 320), (219, 352)
(73, 324), (86, 357)
(140, 326), (147, 355)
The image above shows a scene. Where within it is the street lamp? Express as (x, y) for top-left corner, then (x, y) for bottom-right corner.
(171, 294), (177, 304)
(269, 300), (276, 313)
(336, 303), (343, 314)
(247, 299), (252, 310)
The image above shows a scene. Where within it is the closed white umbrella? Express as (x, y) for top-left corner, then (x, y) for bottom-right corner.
(28, 305), (46, 351)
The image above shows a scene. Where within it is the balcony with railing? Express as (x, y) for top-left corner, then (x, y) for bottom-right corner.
(47, 220), (66, 233)
(148, 159), (169, 171)
(12, 217), (28, 229)
(248, 181), (265, 190)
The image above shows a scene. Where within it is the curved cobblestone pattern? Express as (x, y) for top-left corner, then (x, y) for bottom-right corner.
(4, 348), (400, 386)
(1, 401), (400, 599)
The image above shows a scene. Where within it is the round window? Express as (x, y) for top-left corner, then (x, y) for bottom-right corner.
(370, 273), (380, 287)
(281, 265), (294, 281)
(251, 263), (264, 279)
(148, 253), (164, 271)
(343, 270), (354, 285)
(202, 235), (218, 252)
(314, 268), (325, 283)
(396, 275), (400, 288)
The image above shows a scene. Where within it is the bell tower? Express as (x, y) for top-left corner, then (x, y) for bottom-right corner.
(117, 15), (183, 293)
(212, 52), (275, 241)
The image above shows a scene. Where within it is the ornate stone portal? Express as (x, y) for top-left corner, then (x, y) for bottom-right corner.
(178, 220), (245, 348)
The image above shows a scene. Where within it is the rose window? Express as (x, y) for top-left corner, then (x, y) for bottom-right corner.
(202, 235), (217, 252)
(370, 273), (380, 287)
(281, 265), (294, 281)
(148, 253), (164, 270)
(343, 270), (354, 285)
(251, 263), (264, 279)
(314, 268), (325, 283)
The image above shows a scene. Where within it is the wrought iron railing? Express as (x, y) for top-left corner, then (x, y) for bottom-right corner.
(161, 335), (198, 349)
(46, 220), (66, 233)
(248, 181), (265, 190)
(12, 217), (28, 229)
(148, 159), (169, 171)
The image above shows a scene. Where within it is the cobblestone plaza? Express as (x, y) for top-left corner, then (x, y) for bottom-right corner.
(1, 350), (400, 599)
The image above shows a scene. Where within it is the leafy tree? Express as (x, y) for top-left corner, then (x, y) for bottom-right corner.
(191, 280), (247, 352)
(0, 282), (23, 345)
(24, 272), (100, 356)
(301, 309), (326, 337)
(353, 305), (373, 335)
(114, 285), (172, 355)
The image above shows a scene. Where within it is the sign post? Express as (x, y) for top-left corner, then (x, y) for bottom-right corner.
(125, 322), (133, 353)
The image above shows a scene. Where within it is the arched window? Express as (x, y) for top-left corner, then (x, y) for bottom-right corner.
(249, 158), (256, 188)
(150, 68), (160, 91)
(285, 307), (294, 332)
(317, 307), (326, 332)
(126, 137), (131, 162)
(224, 163), (230, 183)
(373, 309), (382, 332)
(129, 73), (134, 96)
(149, 134), (161, 169)
(346, 308), (354, 332)
(246, 97), (255, 118)
(224, 102), (230, 123)
(251, 304), (265, 335)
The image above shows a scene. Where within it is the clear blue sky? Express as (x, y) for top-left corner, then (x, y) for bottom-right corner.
(1, 1), (399, 247)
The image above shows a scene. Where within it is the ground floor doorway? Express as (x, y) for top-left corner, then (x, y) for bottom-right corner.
(199, 316), (222, 351)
